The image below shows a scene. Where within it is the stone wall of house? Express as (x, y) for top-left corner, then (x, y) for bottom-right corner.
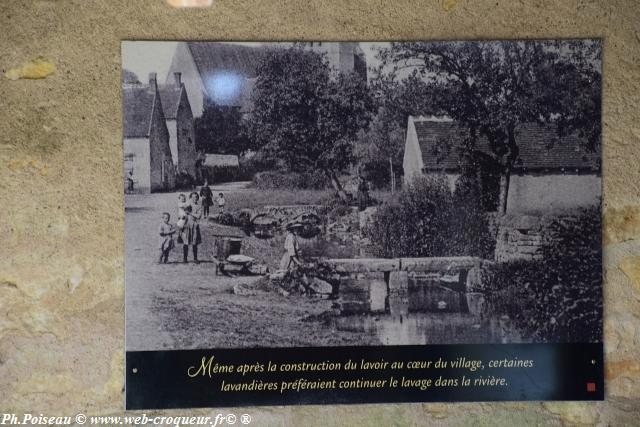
(148, 91), (175, 192)
(507, 173), (601, 213)
(2, 1), (636, 423)
(176, 88), (198, 177)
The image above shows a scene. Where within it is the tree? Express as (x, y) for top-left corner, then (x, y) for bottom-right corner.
(246, 47), (374, 200)
(379, 40), (602, 213)
(356, 72), (443, 189)
(194, 103), (250, 155)
(122, 69), (141, 85)
(370, 71), (444, 128)
(354, 107), (405, 189)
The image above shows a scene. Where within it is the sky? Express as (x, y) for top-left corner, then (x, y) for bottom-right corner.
(121, 41), (390, 84)
(122, 41), (178, 84)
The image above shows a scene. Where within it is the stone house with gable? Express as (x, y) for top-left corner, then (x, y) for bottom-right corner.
(403, 116), (601, 213)
(166, 42), (368, 118)
(158, 72), (198, 180)
(300, 41), (368, 80)
(166, 42), (264, 118)
(122, 73), (176, 193)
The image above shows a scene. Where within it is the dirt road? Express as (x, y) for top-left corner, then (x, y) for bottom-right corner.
(125, 191), (374, 351)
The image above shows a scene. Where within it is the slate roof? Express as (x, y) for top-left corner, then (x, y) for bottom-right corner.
(122, 86), (156, 138)
(186, 43), (265, 108)
(187, 42), (264, 79)
(203, 154), (240, 168)
(414, 119), (600, 173)
(158, 85), (182, 120)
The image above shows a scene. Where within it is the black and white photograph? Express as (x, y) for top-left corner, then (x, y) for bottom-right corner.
(123, 40), (602, 354)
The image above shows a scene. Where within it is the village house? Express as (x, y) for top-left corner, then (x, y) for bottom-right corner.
(301, 41), (368, 80)
(158, 72), (199, 180)
(403, 116), (601, 213)
(201, 153), (240, 183)
(166, 42), (367, 118)
(122, 73), (176, 193)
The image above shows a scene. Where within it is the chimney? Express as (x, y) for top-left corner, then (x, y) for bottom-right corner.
(174, 72), (182, 87)
(148, 72), (157, 93)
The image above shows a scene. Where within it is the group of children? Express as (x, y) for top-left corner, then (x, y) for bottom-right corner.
(157, 188), (226, 264)
(199, 180), (223, 218)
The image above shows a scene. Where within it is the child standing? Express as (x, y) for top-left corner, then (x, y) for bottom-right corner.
(177, 193), (188, 220)
(200, 180), (213, 218)
(177, 204), (202, 263)
(216, 192), (226, 214)
(189, 192), (203, 221)
(158, 212), (175, 264)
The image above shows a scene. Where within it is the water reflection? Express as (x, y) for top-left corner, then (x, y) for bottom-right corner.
(334, 313), (523, 345)
(302, 227), (524, 345)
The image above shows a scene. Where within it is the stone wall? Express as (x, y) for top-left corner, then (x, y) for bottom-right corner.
(250, 205), (328, 222)
(493, 214), (585, 263)
(2, 0), (639, 424)
(338, 271), (388, 314)
(494, 215), (547, 262)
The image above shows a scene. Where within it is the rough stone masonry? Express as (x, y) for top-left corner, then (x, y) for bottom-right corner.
(1, 0), (639, 425)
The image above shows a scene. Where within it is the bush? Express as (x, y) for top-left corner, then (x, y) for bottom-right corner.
(305, 170), (332, 190)
(365, 176), (495, 258)
(485, 206), (602, 343)
(451, 171), (496, 257)
(238, 154), (278, 181)
(253, 171), (303, 189)
(253, 170), (330, 190)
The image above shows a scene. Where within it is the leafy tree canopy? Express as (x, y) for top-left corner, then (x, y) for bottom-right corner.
(378, 40), (602, 212)
(194, 103), (250, 156)
(122, 69), (141, 85)
(356, 72), (444, 187)
(246, 47), (374, 197)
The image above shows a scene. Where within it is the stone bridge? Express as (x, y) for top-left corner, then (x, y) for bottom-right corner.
(318, 257), (492, 315)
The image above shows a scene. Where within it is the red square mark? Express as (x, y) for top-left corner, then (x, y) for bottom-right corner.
(587, 382), (597, 392)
